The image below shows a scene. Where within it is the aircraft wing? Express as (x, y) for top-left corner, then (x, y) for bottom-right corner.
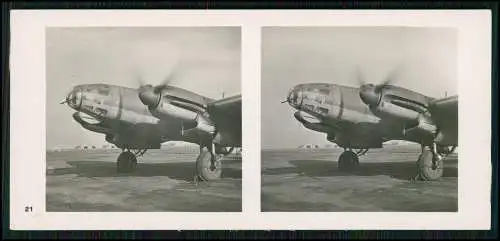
(428, 95), (458, 146)
(206, 94), (242, 147)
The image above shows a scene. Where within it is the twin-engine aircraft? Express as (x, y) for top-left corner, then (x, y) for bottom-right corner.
(61, 78), (241, 182)
(284, 72), (458, 181)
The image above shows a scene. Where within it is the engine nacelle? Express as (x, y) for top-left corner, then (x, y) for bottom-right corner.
(144, 93), (217, 143)
(193, 113), (216, 136)
(179, 113), (217, 143)
(360, 84), (431, 124)
(403, 113), (438, 142)
(152, 99), (200, 124)
(370, 100), (420, 123)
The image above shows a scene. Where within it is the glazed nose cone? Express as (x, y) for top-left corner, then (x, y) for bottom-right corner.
(286, 85), (303, 108)
(64, 87), (82, 110)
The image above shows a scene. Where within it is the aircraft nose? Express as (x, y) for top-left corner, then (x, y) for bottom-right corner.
(63, 87), (82, 110)
(285, 89), (292, 104)
(286, 85), (303, 108)
(138, 85), (161, 108)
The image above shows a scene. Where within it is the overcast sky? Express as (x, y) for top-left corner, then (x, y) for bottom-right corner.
(261, 27), (457, 149)
(46, 27), (241, 149)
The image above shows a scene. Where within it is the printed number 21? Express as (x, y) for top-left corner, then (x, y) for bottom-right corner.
(25, 206), (33, 212)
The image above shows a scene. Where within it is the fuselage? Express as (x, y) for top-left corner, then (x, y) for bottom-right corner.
(64, 83), (213, 148)
(286, 83), (435, 148)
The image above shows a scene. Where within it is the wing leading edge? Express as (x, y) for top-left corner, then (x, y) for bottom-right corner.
(429, 95), (458, 146)
(207, 94), (242, 147)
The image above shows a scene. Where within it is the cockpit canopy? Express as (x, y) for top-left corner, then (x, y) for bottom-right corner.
(64, 84), (116, 118)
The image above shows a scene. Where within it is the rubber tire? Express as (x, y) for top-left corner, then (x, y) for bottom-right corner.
(338, 151), (359, 172)
(417, 148), (444, 181)
(196, 147), (222, 181)
(117, 151), (137, 173)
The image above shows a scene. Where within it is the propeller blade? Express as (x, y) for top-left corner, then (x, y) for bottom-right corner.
(153, 84), (166, 94)
(379, 62), (403, 88)
(160, 59), (181, 86)
(280, 100), (288, 104)
(355, 66), (366, 86)
(134, 56), (181, 106)
(135, 67), (176, 106)
(60, 99), (67, 105)
(137, 76), (145, 87)
(132, 68), (146, 87)
(379, 73), (394, 88)
(133, 62), (179, 90)
(357, 63), (404, 106)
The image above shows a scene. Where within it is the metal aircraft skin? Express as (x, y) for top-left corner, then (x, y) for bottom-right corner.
(62, 83), (241, 182)
(285, 81), (458, 181)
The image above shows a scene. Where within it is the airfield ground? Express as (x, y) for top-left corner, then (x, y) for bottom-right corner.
(261, 145), (458, 212)
(46, 148), (242, 212)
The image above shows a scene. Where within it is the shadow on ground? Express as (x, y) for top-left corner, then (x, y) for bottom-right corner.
(262, 158), (457, 181)
(49, 160), (242, 182)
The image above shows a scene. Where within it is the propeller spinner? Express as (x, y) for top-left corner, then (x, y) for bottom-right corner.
(138, 84), (161, 108)
(137, 63), (180, 108)
(357, 65), (401, 107)
(359, 83), (382, 106)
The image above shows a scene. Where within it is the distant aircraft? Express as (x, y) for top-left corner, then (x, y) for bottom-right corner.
(61, 73), (241, 182)
(283, 71), (457, 181)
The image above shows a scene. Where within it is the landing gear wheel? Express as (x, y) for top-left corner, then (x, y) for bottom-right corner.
(117, 151), (137, 173)
(417, 148), (443, 181)
(196, 147), (222, 181)
(338, 151), (359, 172)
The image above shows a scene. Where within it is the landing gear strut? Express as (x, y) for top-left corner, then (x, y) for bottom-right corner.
(416, 143), (444, 181)
(116, 149), (147, 173)
(337, 148), (368, 172)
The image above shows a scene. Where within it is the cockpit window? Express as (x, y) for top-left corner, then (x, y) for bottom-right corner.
(68, 92), (77, 105)
(314, 95), (323, 104)
(292, 91), (298, 104)
(97, 86), (110, 95)
(83, 85), (110, 95)
(319, 88), (330, 95)
(317, 107), (329, 115)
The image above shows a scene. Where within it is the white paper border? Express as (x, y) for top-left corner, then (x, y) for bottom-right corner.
(9, 10), (492, 230)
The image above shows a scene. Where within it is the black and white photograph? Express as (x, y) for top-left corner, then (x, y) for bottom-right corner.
(46, 27), (242, 212)
(9, 10), (491, 230)
(261, 27), (459, 212)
